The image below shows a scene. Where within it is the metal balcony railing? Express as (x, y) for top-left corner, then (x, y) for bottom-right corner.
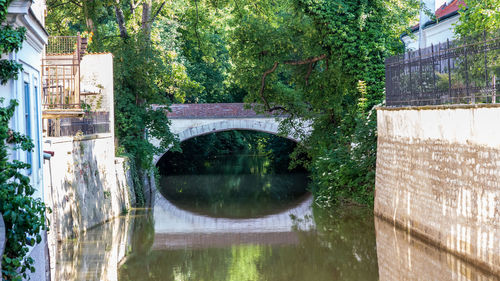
(42, 34), (88, 117)
(385, 31), (500, 107)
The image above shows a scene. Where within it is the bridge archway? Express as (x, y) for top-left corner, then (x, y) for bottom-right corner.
(150, 103), (310, 165)
(152, 119), (299, 165)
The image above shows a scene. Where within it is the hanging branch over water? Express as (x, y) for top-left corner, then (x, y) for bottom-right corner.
(259, 54), (327, 112)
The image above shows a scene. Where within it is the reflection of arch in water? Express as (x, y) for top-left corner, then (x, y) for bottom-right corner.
(153, 191), (315, 249)
(157, 173), (310, 219)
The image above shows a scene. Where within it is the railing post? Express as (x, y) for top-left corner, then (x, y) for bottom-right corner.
(431, 43), (437, 104)
(493, 75), (497, 103)
(418, 47), (422, 105)
(447, 39), (452, 103)
(483, 31), (490, 102)
(409, 51), (413, 106)
(464, 36), (472, 103)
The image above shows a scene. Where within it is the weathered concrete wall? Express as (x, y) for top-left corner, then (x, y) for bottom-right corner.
(44, 134), (133, 241)
(44, 133), (135, 280)
(375, 105), (500, 275)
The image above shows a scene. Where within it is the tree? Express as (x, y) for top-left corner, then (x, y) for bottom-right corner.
(455, 0), (500, 36)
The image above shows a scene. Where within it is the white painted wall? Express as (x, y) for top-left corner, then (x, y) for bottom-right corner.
(402, 15), (460, 50)
(80, 53), (115, 135)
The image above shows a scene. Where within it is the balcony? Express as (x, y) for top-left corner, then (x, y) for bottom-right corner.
(42, 35), (88, 118)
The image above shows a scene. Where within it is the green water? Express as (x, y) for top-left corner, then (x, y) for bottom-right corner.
(117, 154), (379, 281)
(117, 207), (378, 281)
(53, 153), (499, 280)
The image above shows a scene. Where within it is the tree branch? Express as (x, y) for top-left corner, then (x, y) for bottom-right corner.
(130, 0), (142, 13)
(151, 1), (166, 23)
(283, 54), (327, 65)
(258, 54), (327, 112)
(259, 62), (287, 113)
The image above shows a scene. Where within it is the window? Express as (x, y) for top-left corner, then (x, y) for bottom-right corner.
(24, 82), (32, 174)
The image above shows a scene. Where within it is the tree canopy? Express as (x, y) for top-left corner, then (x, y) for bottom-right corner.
(46, 0), (422, 206)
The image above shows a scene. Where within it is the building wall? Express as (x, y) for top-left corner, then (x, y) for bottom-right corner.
(80, 53), (115, 135)
(375, 105), (500, 275)
(402, 15), (460, 50)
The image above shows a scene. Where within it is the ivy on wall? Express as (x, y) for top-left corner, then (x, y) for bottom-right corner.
(0, 0), (26, 85)
(0, 0), (49, 280)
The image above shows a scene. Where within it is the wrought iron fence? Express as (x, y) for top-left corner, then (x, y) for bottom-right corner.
(385, 31), (500, 107)
(47, 112), (110, 137)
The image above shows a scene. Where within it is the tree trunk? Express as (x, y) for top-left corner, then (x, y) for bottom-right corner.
(141, 0), (153, 41)
(114, 0), (129, 39)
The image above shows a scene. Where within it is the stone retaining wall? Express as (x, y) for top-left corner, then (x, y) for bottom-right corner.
(375, 104), (500, 275)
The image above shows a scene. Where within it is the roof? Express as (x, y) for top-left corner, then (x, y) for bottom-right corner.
(435, 0), (465, 19)
(410, 0), (466, 32)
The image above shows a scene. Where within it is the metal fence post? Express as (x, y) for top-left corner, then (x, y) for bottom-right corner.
(483, 31), (490, 101)
(464, 37), (472, 103)
(447, 39), (452, 103)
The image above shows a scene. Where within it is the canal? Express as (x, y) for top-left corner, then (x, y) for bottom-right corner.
(53, 132), (499, 280)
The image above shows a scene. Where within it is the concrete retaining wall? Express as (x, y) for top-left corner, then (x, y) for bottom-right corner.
(375, 104), (500, 275)
(43, 134), (133, 241)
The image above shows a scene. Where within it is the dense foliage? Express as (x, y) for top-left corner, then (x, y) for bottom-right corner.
(0, 100), (49, 280)
(455, 0), (500, 36)
(46, 0), (422, 206)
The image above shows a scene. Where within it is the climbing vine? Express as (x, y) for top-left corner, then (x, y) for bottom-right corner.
(0, 0), (26, 85)
(1, 1), (49, 280)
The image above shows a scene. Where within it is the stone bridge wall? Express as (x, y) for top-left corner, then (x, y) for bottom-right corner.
(375, 104), (500, 275)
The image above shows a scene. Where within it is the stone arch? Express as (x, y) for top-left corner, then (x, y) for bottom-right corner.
(153, 119), (300, 165)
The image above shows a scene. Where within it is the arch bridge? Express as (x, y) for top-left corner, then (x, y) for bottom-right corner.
(151, 103), (310, 164)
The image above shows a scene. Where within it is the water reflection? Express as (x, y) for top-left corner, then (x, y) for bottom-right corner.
(53, 213), (134, 281)
(52, 204), (500, 280)
(159, 155), (309, 218)
(119, 205), (379, 281)
(375, 217), (500, 281)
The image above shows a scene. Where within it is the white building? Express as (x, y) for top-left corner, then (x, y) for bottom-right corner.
(0, 0), (49, 280)
(402, 0), (465, 50)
